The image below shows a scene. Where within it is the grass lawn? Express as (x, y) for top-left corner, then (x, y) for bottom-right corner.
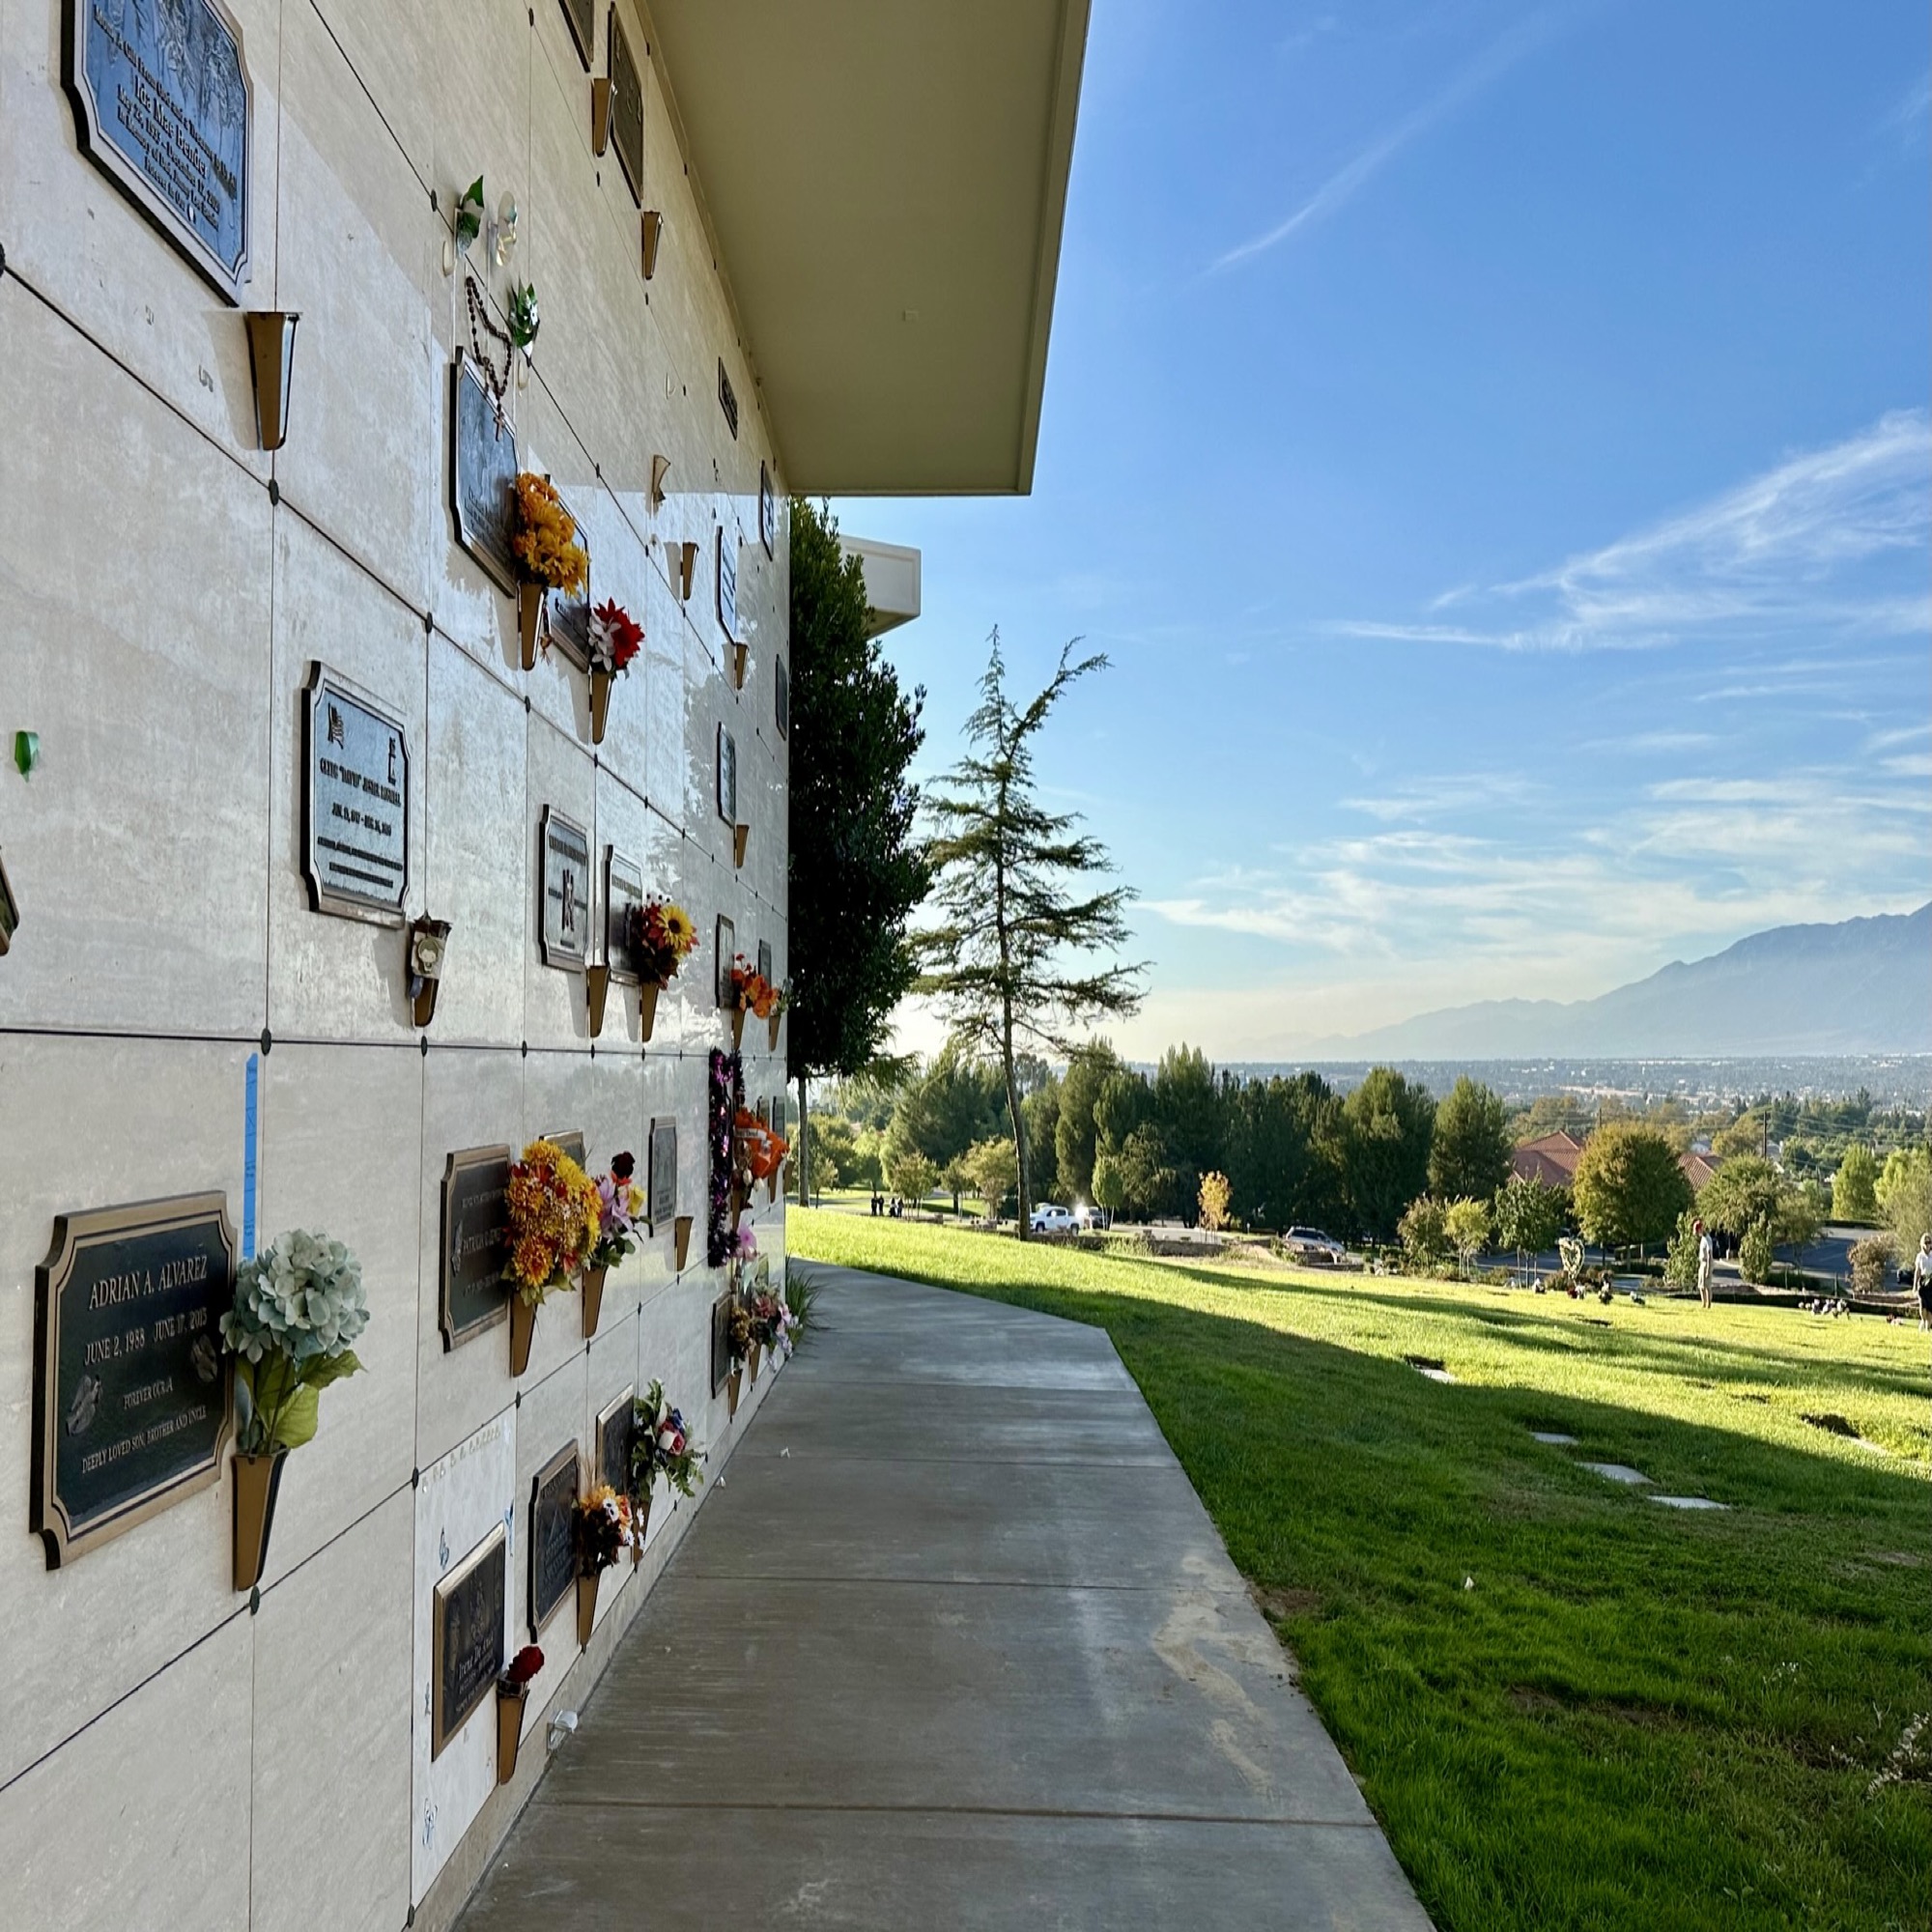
(788, 1208), (1932, 1932)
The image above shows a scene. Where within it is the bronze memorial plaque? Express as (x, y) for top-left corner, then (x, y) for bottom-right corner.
(33, 1193), (236, 1568)
(528, 1442), (581, 1640)
(440, 1147), (513, 1350)
(595, 1387), (635, 1499)
(604, 848), (643, 982)
(716, 528), (738, 643)
(716, 725), (737, 825)
(539, 806), (591, 971)
(714, 915), (735, 1006)
(775, 655), (789, 739)
(710, 1292), (734, 1396)
(431, 1522), (506, 1759)
(450, 352), (519, 591)
(648, 1119), (677, 1232)
(609, 7), (644, 206)
(544, 1128), (587, 1172)
(63, 0), (253, 302)
(557, 0), (593, 69)
(302, 666), (409, 923)
(0, 845), (18, 952)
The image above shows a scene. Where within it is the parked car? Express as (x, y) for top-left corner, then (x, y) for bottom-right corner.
(1283, 1226), (1347, 1264)
(1031, 1204), (1078, 1235)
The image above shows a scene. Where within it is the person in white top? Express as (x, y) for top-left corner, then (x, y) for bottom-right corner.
(1695, 1218), (1715, 1310)
(1914, 1233), (1932, 1332)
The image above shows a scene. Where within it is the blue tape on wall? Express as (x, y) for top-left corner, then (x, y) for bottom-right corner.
(243, 1051), (259, 1262)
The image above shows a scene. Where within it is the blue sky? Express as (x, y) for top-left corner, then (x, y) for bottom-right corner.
(834, 0), (1931, 1060)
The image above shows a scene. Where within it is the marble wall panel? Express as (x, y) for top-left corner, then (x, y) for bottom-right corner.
(0, 276), (271, 1038)
(523, 708), (598, 1051)
(411, 1408), (516, 1904)
(252, 1489), (414, 1932)
(0, 0), (281, 467)
(414, 1047), (523, 1469)
(424, 632), (526, 1047)
(254, 1042), (422, 1580)
(308, 0), (436, 183)
(267, 513), (429, 1040)
(0, 1613), (252, 1932)
(273, 0), (440, 612)
(0, 1033), (251, 1784)
(424, 0), (529, 293)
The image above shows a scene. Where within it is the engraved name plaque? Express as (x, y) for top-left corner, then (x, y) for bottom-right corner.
(715, 915), (735, 1007)
(65, 0), (252, 301)
(595, 1387), (635, 1499)
(717, 725), (737, 825)
(717, 528), (738, 643)
(33, 1193), (235, 1568)
(604, 849), (643, 982)
(450, 352), (519, 592)
(529, 1442), (581, 1639)
(539, 806), (591, 970)
(302, 667), (408, 923)
(545, 1128), (587, 1172)
(775, 655), (789, 739)
(432, 1522), (506, 1759)
(609, 7), (644, 206)
(759, 462), (777, 558)
(440, 1146), (512, 1350)
(558, 0), (593, 69)
(648, 1119), (677, 1231)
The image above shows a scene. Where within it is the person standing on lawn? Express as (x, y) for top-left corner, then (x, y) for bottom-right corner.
(1915, 1233), (1932, 1332)
(1695, 1218), (1715, 1310)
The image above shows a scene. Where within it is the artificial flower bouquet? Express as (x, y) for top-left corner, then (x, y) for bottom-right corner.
(505, 1138), (600, 1306)
(632, 1378), (703, 1501)
(627, 895), (698, 986)
(498, 1644), (544, 1696)
(724, 953), (775, 1015)
(576, 1484), (634, 1575)
(587, 599), (642, 678)
(590, 1151), (643, 1271)
(724, 1300), (753, 1371)
(511, 473), (588, 594)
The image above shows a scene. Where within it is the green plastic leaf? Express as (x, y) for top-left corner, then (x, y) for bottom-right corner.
(271, 1384), (320, 1453)
(303, 1349), (364, 1392)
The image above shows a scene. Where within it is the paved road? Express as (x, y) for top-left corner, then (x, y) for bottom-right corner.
(457, 1264), (1433, 1930)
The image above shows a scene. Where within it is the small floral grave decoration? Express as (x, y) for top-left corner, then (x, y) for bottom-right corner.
(631, 1379), (703, 1500)
(506, 281), (540, 354)
(707, 1049), (743, 1265)
(590, 1151), (643, 1271)
(221, 1230), (370, 1455)
(512, 473), (588, 595)
(506, 1138), (600, 1305)
(575, 1484), (634, 1574)
(733, 1107), (789, 1189)
(499, 1644), (544, 1695)
(627, 895), (698, 986)
(748, 1287), (794, 1362)
(724, 1300), (753, 1371)
(587, 599), (643, 678)
(724, 954), (786, 1019)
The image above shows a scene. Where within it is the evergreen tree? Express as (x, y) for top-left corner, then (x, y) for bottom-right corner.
(1338, 1067), (1435, 1240)
(918, 638), (1144, 1236)
(1054, 1042), (1122, 1206)
(1429, 1077), (1512, 1200)
(786, 499), (930, 1194)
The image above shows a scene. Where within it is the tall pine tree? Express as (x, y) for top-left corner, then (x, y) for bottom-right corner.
(918, 637), (1143, 1236)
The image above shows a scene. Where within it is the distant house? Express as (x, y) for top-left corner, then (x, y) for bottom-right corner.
(1679, 1151), (1721, 1192)
(1512, 1131), (1583, 1187)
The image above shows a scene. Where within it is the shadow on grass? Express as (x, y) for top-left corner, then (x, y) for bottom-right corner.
(805, 1253), (1932, 1932)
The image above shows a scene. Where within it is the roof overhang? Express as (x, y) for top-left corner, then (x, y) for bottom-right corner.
(646, 0), (1090, 496)
(838, 536), (923, 636)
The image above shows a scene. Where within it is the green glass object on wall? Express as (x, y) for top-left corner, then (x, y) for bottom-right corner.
(14, 730), (39, 778)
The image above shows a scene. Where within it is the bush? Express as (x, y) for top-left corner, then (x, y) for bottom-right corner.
(1848, 1234), (1897, 1296)
(1398, 1196), (1450, 1267)
(1738, 1219), (1775, 1286)
(1663, 1210), (1700, 1293)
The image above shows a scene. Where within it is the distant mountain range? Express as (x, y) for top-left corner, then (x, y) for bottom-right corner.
(1305, 905), (1931, 1058)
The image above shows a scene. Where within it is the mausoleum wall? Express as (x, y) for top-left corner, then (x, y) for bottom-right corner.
(0, 2), (789, 1926)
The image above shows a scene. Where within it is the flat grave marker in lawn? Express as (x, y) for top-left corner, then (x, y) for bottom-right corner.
(1651, 1495), (1728, 1511)
(1530, 1431), (1577, 1445)
(1581, 1462), (1652, 1485)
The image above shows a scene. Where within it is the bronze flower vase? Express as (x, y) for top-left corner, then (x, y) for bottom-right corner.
(510, 1294), (537, 1376)
(588, 666), (612, 744)
(233, 1448), (288, 1592)
(496, 1684), (528, 1784)
(727, 1367), (743, 1418)
(728, 1008), (746, 1050)
(729, 640), (748, 689)
(747, 1339), (762, 1385)
(732, 823), (750, 868)
(585, 963), (611, 1038)
(766, 1172), (779, 1206)
(576, 1568), (601, 1648)
(517, 583), (544, 670)
(767, 1012), (781, 1052)
(672, 1216), (694, 1270)
(639, 980), (660, 1042)
(582, 1265), (607, 1339)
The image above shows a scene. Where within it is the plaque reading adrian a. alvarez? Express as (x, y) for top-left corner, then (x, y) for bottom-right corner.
(440, 1147), (513, 1350)
(33, 1193), (236, 1568)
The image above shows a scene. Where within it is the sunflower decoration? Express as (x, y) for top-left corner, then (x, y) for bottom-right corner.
(626, 895), (699, 986)
(504, 1138), (601, 1305)
(511, 472), (588, 595)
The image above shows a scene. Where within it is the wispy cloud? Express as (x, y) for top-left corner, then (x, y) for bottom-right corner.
(1212, 9), (1566, 271)
(1878, 70), (1932, 144)
(1332, 410), (1932, 652)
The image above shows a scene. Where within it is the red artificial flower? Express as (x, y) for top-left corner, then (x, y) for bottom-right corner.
(611, 1151), (635, 1182)
(503, 1644), (545, 1688)
(591, 599), (643, 674)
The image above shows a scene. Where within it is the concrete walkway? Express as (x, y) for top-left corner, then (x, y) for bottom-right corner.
(457, 1265), (1433, 1930)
